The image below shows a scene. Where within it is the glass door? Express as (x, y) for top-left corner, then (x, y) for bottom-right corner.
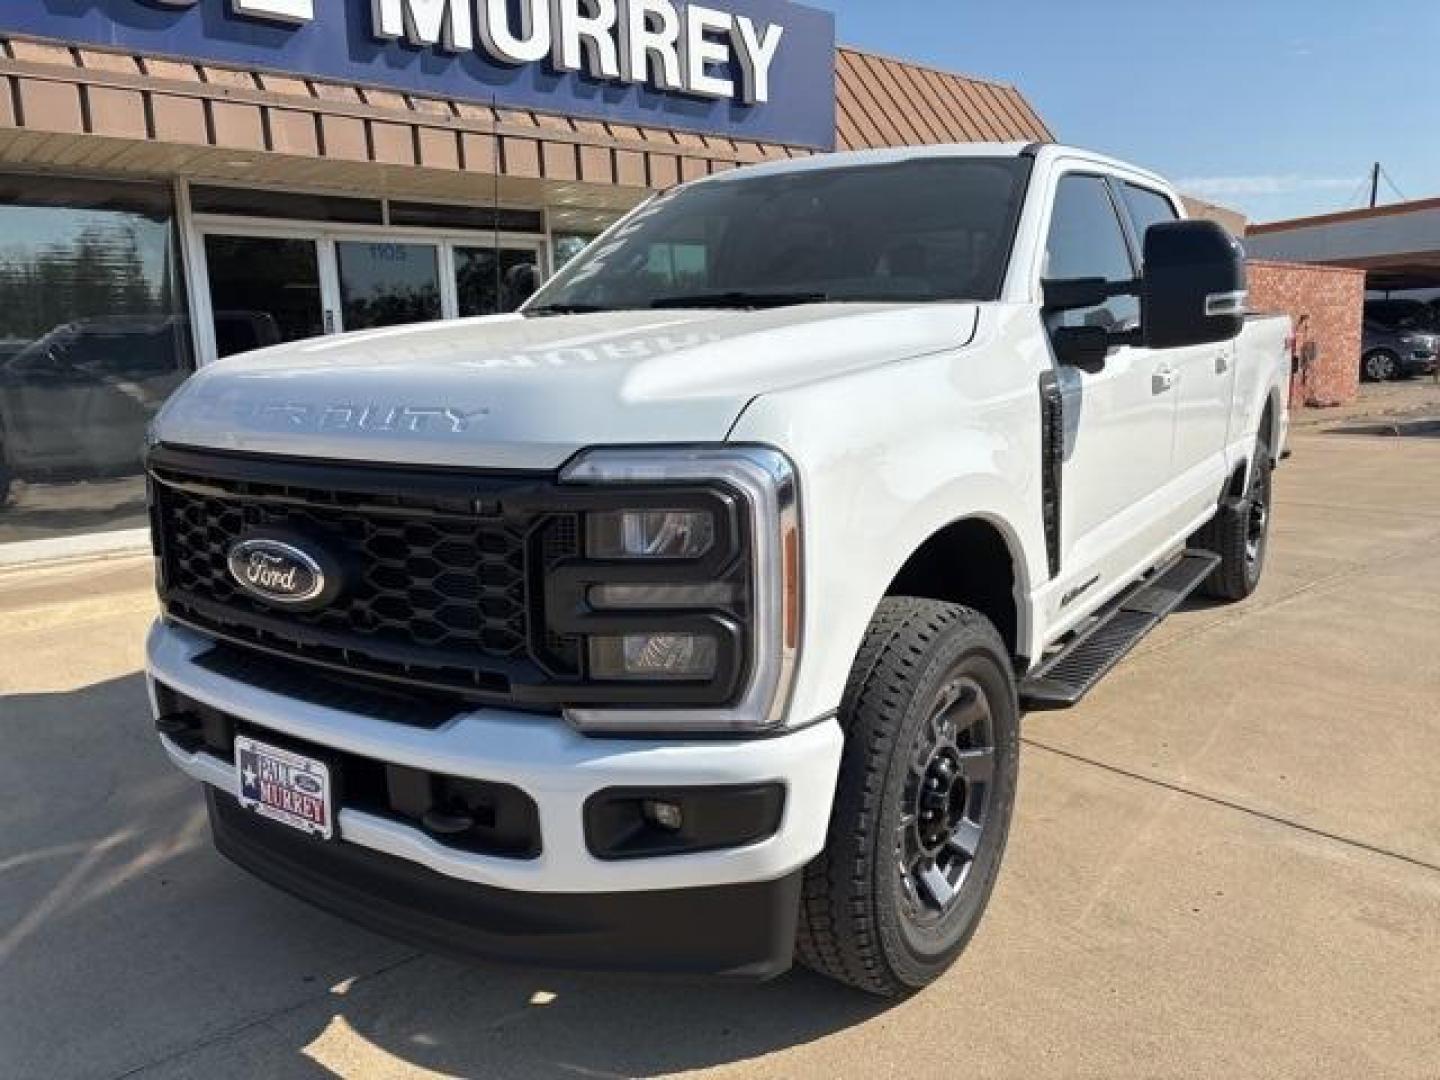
(334, 240), (443, 331)
(192, 216), (548, 363)
(453, 246), (542, 317)
(203, 233), (326, 358)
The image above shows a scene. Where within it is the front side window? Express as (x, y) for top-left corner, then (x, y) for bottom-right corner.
(1044, 175), (1139, 331)
(529, 157), (1032, 312)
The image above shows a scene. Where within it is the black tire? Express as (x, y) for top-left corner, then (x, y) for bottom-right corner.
(1194, 444), (1272, 601)
(796, 598), (1020, 997)
(1362, 350), (1399, 382)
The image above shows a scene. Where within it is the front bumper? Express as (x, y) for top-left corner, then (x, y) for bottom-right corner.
(207, 787), (803, 978)
(147, 620), (842, 972)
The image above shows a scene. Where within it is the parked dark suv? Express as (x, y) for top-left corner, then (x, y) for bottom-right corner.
(1361, 300), (1440, 381)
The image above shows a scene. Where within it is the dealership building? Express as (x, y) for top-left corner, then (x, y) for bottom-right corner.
(0, 0), (1051, 560)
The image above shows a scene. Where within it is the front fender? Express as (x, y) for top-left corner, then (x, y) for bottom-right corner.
(729, 344), (1049, 727)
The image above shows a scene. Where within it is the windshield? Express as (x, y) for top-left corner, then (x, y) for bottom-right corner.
(1366, 300), (1437, 331)
(528, 156), (1031, 313)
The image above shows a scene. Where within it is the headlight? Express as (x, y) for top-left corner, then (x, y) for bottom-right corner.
(586, 509), (715, 559)
(554, 445), (801, 735)
(588, 633), (719, 681)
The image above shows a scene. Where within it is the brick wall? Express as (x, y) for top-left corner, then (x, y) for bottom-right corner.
(1247, 259), (1365, 408)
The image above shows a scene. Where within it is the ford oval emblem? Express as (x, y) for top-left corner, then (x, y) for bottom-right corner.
(227, 538), (326, 606)
(293, 772), (323, 795)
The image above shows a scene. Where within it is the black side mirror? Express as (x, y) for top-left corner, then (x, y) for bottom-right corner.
(1142, 220), (1246, 349)
(1043, 277), (1110, 312)
(1052, 326), (1110, 374)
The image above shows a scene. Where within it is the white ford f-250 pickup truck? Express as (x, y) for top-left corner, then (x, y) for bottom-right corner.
(145, 142), (1291, 996)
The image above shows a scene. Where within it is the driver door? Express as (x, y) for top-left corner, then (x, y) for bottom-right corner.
(1043, 172), (1178, 617)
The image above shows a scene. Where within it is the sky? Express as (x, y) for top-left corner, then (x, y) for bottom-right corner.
(821, 0), (1440, 224)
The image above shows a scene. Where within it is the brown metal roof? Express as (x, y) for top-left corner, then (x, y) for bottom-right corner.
(0, 34), (1051, 208)
(834, 46), (1053, 149)
(1247, 197), (1440, 235)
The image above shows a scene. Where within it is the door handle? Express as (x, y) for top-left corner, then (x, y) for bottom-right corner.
(1152, 367), (1178, 395)
(1216, 350), (1231, 374)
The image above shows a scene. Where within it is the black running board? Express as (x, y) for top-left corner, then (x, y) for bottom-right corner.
(1019, 549), (1220, 711)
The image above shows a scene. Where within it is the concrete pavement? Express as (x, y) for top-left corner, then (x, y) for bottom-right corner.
(2, 408), (1438, 1079)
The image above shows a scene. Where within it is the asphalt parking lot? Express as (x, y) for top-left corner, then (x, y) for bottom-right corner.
(3, 388), (1439, 1079)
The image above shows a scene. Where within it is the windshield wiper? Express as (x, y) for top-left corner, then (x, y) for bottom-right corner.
(524, 303), (615, 317)
(649, 291), (830, 310)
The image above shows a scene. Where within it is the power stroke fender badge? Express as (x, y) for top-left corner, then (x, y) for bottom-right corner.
(227, 537), (333, 609)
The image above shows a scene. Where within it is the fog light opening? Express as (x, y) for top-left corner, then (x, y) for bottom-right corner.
(642, 799), (684, 832)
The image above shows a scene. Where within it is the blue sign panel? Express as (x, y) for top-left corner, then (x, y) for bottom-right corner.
(0, 0), (837, 149)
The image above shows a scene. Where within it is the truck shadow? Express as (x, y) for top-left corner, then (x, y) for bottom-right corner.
(1323, 419), (1440, 439)
(300, 954), (889, 1078)
(2, 672), (892, 1079)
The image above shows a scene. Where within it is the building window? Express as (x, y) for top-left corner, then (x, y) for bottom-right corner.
(335, 241), (443, 331)
(454, 247), (541, 317)
(204, 235), (322, 357)
(0, 174), (190, 546)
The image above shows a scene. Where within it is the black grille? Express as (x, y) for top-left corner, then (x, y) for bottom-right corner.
(149, 446), (579, 701)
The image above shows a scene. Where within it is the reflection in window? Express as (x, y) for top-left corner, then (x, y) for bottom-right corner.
(552, 233), (598, 272)
(204, 235), (321, 357)
(644, 242), (708, 287)
(336, 241), (441, 330)
(0, 174), (190, 544)
(454, 247), (540, 317)
(1044, 175), (1139, 332)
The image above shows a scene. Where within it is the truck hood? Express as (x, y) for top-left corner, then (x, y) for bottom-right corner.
(154, 304), (978, 469)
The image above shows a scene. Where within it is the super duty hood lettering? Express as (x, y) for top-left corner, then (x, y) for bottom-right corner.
(216, 402), (490, 434)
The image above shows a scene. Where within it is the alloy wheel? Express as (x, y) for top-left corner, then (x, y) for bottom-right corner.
(1245, 488), (1268, 566)
(895, 676), (996, 925)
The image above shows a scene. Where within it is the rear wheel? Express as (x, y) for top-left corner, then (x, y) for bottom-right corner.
(796, 598), (1019, 997)
(1195, 443), (1272, 601)
(0, 433), (12, 509)
(1362, 349), (1399, 382)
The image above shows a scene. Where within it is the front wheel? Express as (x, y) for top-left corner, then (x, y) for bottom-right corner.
(797, 598), (1020, 997)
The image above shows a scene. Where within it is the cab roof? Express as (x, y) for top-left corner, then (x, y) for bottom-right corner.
(705, 142), (1171, 191)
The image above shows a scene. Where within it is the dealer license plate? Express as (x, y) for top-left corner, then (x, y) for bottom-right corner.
(235, 734), (334, 840)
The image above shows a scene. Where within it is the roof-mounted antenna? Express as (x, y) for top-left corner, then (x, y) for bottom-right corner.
(491, 93), (502, 314)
